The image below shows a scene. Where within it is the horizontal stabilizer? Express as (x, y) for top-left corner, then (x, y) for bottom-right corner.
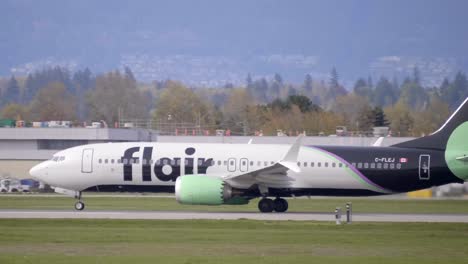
(456, 155), (468, 162)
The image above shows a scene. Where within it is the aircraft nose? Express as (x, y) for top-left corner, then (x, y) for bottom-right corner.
(29, 162), (47, 181)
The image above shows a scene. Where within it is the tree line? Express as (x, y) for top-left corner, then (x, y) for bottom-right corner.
(0, 66), (467, 136)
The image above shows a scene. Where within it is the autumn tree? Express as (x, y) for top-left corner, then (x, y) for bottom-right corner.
(222, 88), (262, 135)
(29, 81), (77, 120)
(385, 99), (414, 136)
(333, 94), (371, 130)
(0, 103), (30, 120)
(153, 81), (214, 133)
(87, 70), (149, 124)
(412, 95), (450, 136)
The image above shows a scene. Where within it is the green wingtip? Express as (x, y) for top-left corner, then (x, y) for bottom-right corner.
(445, 122), (468, 181)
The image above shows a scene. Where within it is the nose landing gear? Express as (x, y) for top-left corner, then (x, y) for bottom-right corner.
(74, 192), (85, 211)
(258, 197), (289, 213)
(74, 201), (85, 211)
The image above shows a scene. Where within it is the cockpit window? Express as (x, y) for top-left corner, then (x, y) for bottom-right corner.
(51, 156), (66, 162)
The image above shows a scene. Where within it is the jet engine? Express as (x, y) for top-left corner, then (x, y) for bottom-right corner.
(175, 175), (247, 205)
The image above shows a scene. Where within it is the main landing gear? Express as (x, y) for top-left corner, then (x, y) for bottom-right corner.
(74, 192), (85, 211)
(258, 197), (289, 213)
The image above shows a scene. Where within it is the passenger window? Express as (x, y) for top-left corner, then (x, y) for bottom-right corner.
(104, 159), (108, 164)
(370, 163), (375, 169)
(364, 163), (369, 169)
(142, 159), (147, 165)
(271, 161), (274, 165)
(217, 160), (221, 166)
(396, 163), (402, 169)
(317, 162), (321, 167)
(351, 163), (356, 167)
(303, 162), (307, 167)
(111, 159), (115, 164)
(134, 159), (139, 164)
(377, 163), (382, 169)
(332, 163), (336, 168)
(383, 163), (389, 169)
(177, 159), (181, 166)
(297, 162), (301, 167)
(230, 160), (234, 165)
(162, 159), (168, 165)
(242, 160), (246, 166)
(338, 163), (343, 168)
(257, 161), (261, 166)
(311, 162), (314, 167)
(122, 158), (127, 164)
(264, 161), (268, 166)
(250, 161), (253, 166)
(150, 159), (154, 164)
(224, 161), (227, 165)
(325, 162), (328, 167)
(98, 158), (102, 163)
(390, 163), (395, 169)
(157, 160), (161, 165)
(117, 159), (122, 164)
(211, 160), (215, 166)
(357, 163), (362, 168)
(59, 156), (65, 161)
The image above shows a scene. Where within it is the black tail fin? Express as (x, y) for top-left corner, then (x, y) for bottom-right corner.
(392, 97), (468, 150)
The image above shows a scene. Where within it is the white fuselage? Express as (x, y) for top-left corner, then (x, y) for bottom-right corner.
(29, 142), (389, 194)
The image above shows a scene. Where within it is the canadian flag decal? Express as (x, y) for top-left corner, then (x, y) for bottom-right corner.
(399, 158), (408, 163)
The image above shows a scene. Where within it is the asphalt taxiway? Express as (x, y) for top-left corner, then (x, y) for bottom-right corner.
(1, 209), (468, 222)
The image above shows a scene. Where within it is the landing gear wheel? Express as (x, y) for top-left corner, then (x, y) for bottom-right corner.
(258, 198), (275, 213)
(74, 201), (85, 211)
(273, 198), (288, 213)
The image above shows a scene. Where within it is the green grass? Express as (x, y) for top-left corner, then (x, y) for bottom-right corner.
(1, 195), (468, 214)
(0, 219), (467, 264)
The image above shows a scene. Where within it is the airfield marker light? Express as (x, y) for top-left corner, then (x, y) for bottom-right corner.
(346, 202), (352, 224)
(335, 207), (342, 225)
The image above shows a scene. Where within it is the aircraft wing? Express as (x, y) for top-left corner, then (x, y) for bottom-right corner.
(223, 135), (302, 188)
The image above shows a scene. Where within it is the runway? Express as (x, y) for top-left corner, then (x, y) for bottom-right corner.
(1, 209), (468, 222)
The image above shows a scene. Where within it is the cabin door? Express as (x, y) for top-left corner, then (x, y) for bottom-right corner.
(82, 148), (94, 173)
(418, 154), (430, 180)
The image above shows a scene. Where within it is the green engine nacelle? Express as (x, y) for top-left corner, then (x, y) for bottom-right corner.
(175, 175), (247, 205)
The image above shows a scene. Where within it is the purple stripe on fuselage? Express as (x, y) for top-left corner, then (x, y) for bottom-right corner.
(306, 146), (393, 193)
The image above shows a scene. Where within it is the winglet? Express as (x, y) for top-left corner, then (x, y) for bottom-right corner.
(372, 137), (384, 147)
(279, 134), (303, 173)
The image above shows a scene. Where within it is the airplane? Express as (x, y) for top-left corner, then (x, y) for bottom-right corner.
(29, 97), (468, 212)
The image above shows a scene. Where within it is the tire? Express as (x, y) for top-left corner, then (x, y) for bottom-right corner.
(74, 201), (85, 211)
(273, 198), (288, 213)
(258, 198), (274, 213)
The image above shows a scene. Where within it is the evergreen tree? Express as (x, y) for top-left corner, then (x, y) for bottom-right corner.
(413, 66), (421, 85)
(124, 66), (136, 84)
(353, 78), (371, 98)
(374, 77), (397, 107)
(304, 74), (313, 92)
(452, 71), (468, 107)
(2, 76), (20, 106)
(329, 67), (339, 88)
(246, 73), (253, 89)
(372, 106), (389, 127)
